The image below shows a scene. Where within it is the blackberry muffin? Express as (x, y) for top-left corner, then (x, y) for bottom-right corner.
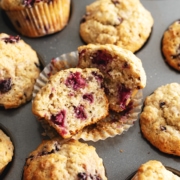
(80, 0), (154, 53)
(132, 160), (180, 180)
(23, 139), (107, 180)
(140, 83), (180, 156)
(0, 0), (71, 37)
(78, 44), (146, 112)
(0, 33), (40, 109)
(32, 52), (143, 141)
(0, 129), (14, 175)
(32, 68), (109, 139)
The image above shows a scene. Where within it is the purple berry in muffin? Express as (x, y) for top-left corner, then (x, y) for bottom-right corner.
(118, 84), (131, 110)
(83, 93), (94, 103)
(51, 110), (66, 127)
(91, 50), (112, 67)
(65, 72), (86, 90)
(0, 78), (12, 93)
(2, 35), (20, 43)
(74, 105), (87, 120)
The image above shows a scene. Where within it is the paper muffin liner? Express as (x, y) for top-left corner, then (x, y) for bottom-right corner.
(5, 0), (71, 37)
(33, 51), (143, 141)
(73, 90), (142, 141)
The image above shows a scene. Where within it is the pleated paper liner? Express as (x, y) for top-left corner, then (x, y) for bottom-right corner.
(33, 51), (78, 99)
(73, 90), (142, 141)
(5, 0), (71, 37)
(33, 51), (143, 141)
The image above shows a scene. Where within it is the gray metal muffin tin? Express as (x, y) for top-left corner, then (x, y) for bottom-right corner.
(0, 0), (180, 179)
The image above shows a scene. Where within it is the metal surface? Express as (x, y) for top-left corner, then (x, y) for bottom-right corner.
(0, 0), (180, 179)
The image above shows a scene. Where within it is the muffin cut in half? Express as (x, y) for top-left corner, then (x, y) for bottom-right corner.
(32, 68), (109, 139)
(78, 44), (146, 112)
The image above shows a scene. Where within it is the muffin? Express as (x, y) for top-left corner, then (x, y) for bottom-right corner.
(0, 33), (41, 109)
(32, 52), (143, 141)
(79, 0), (154, 53)
(32, 68), (109, 139)
(0, 0), (71, 37)
(162, 20), (180, 71)
(0, 129), (14, 175)
(140, 83), (180, 156)
(23, 139), (107, 180)
(132, 160), (180, 180)
(78, 44), (146, 112)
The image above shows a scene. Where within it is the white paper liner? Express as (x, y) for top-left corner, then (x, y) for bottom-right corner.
(33, 51), (143, 141)
(33, 51), (78, 99)
(73, 90), (142, 141)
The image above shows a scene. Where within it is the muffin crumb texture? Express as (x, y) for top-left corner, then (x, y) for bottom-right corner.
(78, 44), (146, 112)
(32, 68), (109, 139)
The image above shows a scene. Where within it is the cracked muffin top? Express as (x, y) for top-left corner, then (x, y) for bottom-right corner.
(140, 83), (180, 156)
(162, 20), (180, 71)
(132, 160), (180, 180)
(80, 0), (154, 53)
(0, 33), (40, 109)
(23, 139), (107, 180)
(78, 44), (146, 112)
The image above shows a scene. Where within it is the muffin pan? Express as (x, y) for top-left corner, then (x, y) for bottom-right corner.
(1, 0), (180, 179)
